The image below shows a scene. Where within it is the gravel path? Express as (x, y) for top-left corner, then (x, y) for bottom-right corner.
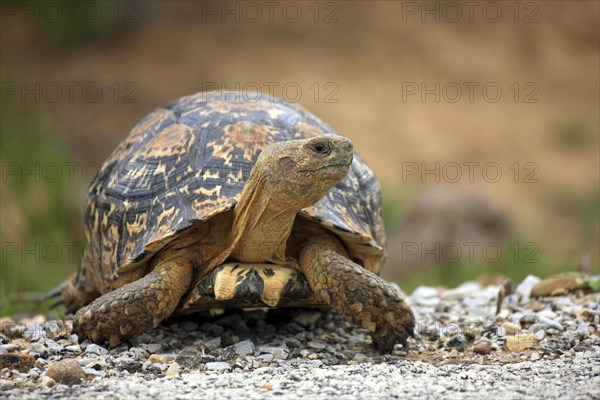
(5, 352), (599, 400)
(1, 274), (599, 399)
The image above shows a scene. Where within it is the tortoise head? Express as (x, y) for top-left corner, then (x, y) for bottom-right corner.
(253, 135), (353, 208)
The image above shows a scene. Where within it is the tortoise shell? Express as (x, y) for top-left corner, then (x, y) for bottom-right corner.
(78, 92), (385, 292)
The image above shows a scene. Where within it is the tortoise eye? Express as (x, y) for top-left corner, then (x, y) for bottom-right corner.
(310, 142), (331, 155)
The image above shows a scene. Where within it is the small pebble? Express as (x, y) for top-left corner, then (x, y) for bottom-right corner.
(165, 362), (181, 377)
(205, 362), (231, 372)
(411, 286), (439, 299)
(307, 341), (327, 350)
(85, 344), (108, 356)
(82, 367), (104, 377)
(41, 376), (56, 388)
(258, 346), (289, 360)
(45, 359), (85, 386)
(353, 353), (369, 362)
(0, 344), (20, 353)
(506, 334), (538, 352)
(538, 317), (564, 332)
(535, 330), (546, 341)
(148, 354), (176, 364)
(65, 345), (81, 353)
(234, 340), (255, 357)
(473, 342), (493, 355)
(144, 343), (162, 354)
(205, 337), (221, 351)
(514, 275), (541, 303)
(575, 309), (597, 322)
(257, 354), (273, 363)
(501, 322), (521, 335)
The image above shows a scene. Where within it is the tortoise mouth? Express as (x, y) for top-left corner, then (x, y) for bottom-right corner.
(301, 161), (353, 172)
(321, 162), (352, 170)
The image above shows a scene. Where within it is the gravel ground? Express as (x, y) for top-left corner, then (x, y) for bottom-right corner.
(1, 274), (599, 399)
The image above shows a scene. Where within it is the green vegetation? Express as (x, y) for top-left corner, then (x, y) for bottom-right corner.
(1, 114), (86, 316)
(552, 118), (593, 149)
(588, 276), (600, 292)
(26, 0), (118, 46)
(381, 190), (412, 235)
(578, 188), (600, 238)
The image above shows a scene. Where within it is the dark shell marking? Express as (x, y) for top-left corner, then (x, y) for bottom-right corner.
(78, 91), (384, 291)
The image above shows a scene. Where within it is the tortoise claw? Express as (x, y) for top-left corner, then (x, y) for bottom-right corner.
(44, 285), (62, 301)
(49, 298), (64, 310)
(44, 284), (65, 310)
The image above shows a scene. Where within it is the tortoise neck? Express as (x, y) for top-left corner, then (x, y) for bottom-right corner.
(230, 170), (299, 264)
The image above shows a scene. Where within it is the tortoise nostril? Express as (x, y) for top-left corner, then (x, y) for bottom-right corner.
(342, 139), (353, 152)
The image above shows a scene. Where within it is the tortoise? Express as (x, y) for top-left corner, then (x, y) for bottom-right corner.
(50, 91), (415, 353)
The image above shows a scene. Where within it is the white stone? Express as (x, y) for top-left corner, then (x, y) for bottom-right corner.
(258, 346), (288, 360)
(205, 362), (231, 372)
(204, 337), (221, 351)
(411, 286), (439, 299)
(443, 282), (481, 300)
(165, 363), (181, 377)
(42, 376), (56, 387)
(235, 340), (255, 356)
(535, 330), (546, 341)
(85, 344), (108, 356)
(257, 354), (273, 363)
(538, 316), (563, 331)
(514, 275), (541, 303)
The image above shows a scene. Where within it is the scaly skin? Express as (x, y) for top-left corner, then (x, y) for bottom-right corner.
(299, 236), (415, 353)
(72, 258), (193, 347)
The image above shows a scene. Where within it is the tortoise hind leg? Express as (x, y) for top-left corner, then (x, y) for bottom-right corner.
(73, 258), (193, 347)
(299, 236), (416, 353)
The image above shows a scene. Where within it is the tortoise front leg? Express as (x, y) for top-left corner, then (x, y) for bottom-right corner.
(73, 258), (193, 347)
(299, 236), (415, 353)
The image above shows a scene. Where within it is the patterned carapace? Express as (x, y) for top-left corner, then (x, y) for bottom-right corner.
(76, 91), (385, 294)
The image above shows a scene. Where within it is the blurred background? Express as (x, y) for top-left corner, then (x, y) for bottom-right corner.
(1, 1), (599, 316)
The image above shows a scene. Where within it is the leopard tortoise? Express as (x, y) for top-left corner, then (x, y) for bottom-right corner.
(50, 91), (415, 353)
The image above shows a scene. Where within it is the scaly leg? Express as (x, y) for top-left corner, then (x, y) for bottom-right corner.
(72, 257), (193, 347)
(299, 236), (415, 353)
